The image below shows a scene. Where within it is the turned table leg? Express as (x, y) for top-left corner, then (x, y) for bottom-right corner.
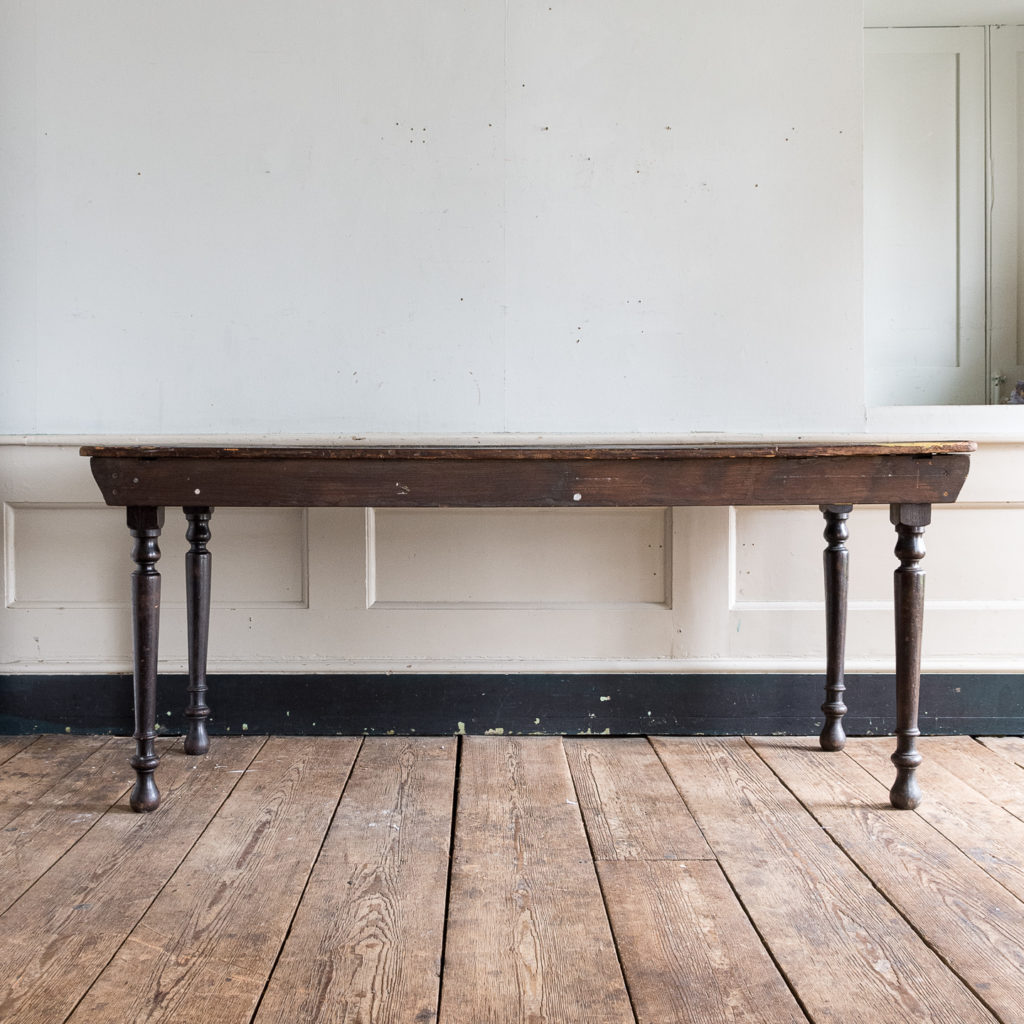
(184, 507), (214, 755)
(889, 502), (930, 809)
(128, 506), (165, 812)
(819, 504), (852, 751)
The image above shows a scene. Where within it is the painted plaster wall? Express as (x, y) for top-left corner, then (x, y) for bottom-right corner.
(0, 1), (865, 437)
(13, 4), (1021, 682)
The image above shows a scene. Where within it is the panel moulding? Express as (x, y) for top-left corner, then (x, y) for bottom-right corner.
(364, 507), (673, 610)
(4, 503), (310, 610)
(728, 501), (1024, 613)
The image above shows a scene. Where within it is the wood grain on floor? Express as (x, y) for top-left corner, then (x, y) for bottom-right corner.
(1, 734), (1023, 1024)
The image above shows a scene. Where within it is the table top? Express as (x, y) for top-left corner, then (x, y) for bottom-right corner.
(81, 441), (977, 461)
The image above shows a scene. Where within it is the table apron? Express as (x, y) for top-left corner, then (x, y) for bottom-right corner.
(90, 454), (971, 508)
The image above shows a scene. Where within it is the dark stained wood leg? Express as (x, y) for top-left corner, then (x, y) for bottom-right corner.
(819, 504), (853, 751)
(127, 505), (165, 812)
(889, 502), (930, 810)
(184, 507), (214, 755)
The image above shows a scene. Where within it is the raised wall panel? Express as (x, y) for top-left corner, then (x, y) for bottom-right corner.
(1018, 40), (1024, 366)
(5, 505), (307, 609)
(864, 27), (987, 404)
(5, 504), (126, 607)
(162, 508), (309, 608)
(368, 508), (670, 609)
(722, 502), (1024, 667)
(1017, 43), (1024, 368)
(988, 25), (1024, 394)
(731, 505), (1024, 609)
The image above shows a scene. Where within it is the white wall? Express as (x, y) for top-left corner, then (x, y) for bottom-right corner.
(0, 0), (865, 437)
(6, 4), (1023, 681)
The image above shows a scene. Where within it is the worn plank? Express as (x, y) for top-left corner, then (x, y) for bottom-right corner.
(0, 737), (137, 914)
(66, 736), (360, 1024)
(909, 736), (1024, 819)
(564, 737), (711, 861)
(0, 736), (264, 1024)
(652, 737), (996, 1024)
(0, 734), (109, 827)
(753, 736), (1024, 1023)
(439, 736), (633, 1024)
(978, 735), (1024, 773)
(844, 736), (1024, 901)
(0, 735), (38, 766)
(599, 860), (805, 1024)
(254, 737), (456, 1024)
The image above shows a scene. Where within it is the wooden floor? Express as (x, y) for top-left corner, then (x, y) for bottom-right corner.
(2, 735), (1024, 1023)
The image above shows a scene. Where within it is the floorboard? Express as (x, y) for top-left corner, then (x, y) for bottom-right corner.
(0, 737), (138, 914)
(845, 737), (1024, 902)
(653, 736), (997, 1024)
(979, 736), (1024, 774)
(2, 733), (1024, 1024)
(439, 736), (633, 1024)
(565, 737), (711, 861)
(0, 736), (265, 1024)
(253, 737), (456, 1024)
(0, 734), (109, 826)
(915, 736), (1024, 820)
(0, 735), (40, 767)
(752, 736), (1024, 1023)
(598, 859), (807, 1023)
(66, 737), (359, 1024)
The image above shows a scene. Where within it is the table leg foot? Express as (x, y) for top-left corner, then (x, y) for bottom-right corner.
(819, 505), (852, 751)
(888, 502), (929, 810)
(890, 741), (923, 809)
(184, 507), (213, 755)
(128, 505), (164, 812)
(129, 744), (161, 812)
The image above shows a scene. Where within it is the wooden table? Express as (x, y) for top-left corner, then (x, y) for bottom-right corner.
(82, 441), (975, 812)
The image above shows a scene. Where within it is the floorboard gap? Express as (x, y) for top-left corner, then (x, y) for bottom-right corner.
(433, 733), (463, 1024)
(714, 854), (816, 1024)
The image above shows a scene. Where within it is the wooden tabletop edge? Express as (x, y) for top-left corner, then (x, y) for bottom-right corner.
(79, 441), (978, 460)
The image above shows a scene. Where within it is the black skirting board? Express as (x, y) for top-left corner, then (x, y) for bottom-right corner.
(1, 673), (1022, 737)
